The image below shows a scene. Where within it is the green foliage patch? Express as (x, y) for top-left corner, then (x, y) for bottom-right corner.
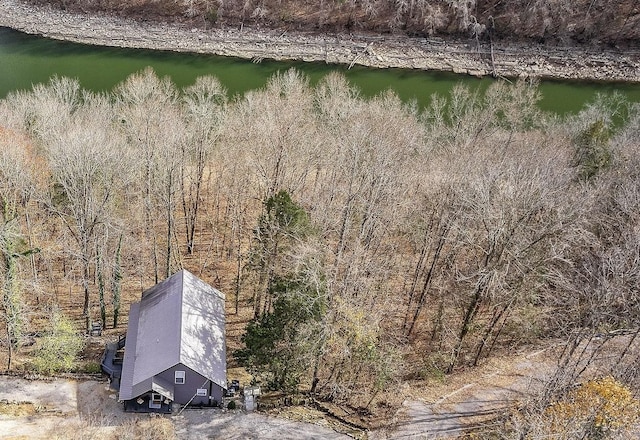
(32, 310), (85, 375)
(573, 119), (612, 181)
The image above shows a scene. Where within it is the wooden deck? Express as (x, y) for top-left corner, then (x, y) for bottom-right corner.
(101, 334), (126, 391)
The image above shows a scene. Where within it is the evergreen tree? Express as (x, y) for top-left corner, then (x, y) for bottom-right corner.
(239, 190), (326, 391)
(248, 189), (311, 318)
(236, 270), (327, 392)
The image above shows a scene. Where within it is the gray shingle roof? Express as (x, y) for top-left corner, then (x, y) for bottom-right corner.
(119, 270), (226, 401)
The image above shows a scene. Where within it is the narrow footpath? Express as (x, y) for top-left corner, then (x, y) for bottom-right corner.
(373, 351), (555, 439)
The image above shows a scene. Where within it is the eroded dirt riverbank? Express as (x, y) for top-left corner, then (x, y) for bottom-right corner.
(1, 0), (639, 82)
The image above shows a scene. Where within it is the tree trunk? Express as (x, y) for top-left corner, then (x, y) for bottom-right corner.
(405, 228), (449, 337)
(447, 278), (488, 373)
(81, 232), (92, 332)
(166, 175), (174, 279)
(82, 258), (91, 332)
(112, 234), (123, 328)
(96, 246), (106, 329)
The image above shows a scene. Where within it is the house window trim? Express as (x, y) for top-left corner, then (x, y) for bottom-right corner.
(149, 393), (163, 409)
(175, 370), (186, 384)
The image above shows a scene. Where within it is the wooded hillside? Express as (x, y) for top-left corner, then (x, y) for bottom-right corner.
(30, 0), (640, 45)
(1, 70), (639, 435)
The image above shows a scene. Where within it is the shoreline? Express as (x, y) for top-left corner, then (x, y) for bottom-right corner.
(1, 0), (639, 82)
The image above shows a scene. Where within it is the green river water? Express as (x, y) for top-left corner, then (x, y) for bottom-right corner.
(2, 26), (640, 114)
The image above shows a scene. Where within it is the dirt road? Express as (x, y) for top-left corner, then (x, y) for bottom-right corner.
(374, 352), (554, 439)
(0, 350), (553, 439)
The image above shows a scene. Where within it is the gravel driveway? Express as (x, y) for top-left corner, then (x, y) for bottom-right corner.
(175, 409), (350, 439)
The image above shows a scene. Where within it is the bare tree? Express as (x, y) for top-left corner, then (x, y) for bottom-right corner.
(43, 91), (131, 330)
(226, 69), (320, 201)
(115, 68), (184, 282)
(180, 76), (227, 255)
(402, 184), (459, 339)
(0, 196), (37, 370)
(310, 77), (422, 403)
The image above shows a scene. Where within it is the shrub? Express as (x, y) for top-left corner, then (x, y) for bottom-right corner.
(31, 310), (84, 375)
(545, 376), (639, 439)
(573, 119), (612, 180)
(80, 361), (102, 374)
(227, 400), (237, 410)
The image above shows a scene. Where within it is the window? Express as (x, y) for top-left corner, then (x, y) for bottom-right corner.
(196, 388), (207, 397)
(175, 370), (185, 384)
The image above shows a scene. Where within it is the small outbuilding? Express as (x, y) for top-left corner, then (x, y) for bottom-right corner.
(117, 269), (226, 412)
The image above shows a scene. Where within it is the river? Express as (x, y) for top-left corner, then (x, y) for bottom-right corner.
(2, 27), (640, 115)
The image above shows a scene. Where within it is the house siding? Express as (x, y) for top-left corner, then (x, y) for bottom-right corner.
(157, 364), (224, 406)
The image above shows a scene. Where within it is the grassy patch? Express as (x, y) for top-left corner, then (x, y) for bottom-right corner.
(78, 361), (102, 374)
(115, 416), (176, 440)
(0, 400), (37, 416)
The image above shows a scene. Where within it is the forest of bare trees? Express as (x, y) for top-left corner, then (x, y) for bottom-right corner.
(0, 68), (639, 435)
